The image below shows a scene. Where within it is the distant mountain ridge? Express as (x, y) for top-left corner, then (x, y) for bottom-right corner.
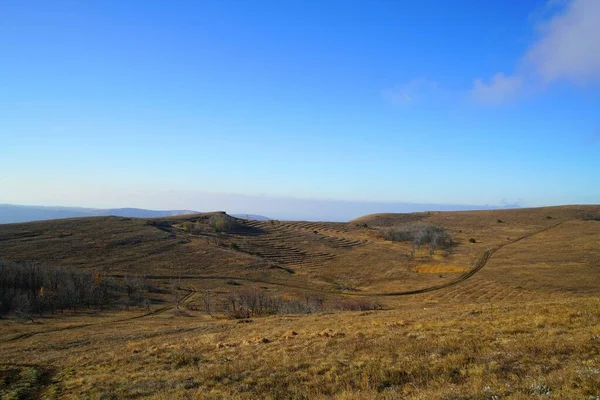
(0, 204), (198, 224)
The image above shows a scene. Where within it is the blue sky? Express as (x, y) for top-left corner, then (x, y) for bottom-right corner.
(1, 0), (599, 219)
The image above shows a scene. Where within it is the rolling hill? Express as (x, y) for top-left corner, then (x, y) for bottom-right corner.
(1, 205), (599, 399)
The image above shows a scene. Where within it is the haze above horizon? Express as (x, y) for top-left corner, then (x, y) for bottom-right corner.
(1, 0), (599, 217)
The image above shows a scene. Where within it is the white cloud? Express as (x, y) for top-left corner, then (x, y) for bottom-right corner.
(470, 0), (600, 105)
(382, 78), (440, 106)
(470, 73), (523, 105)
(524, 0), (600, 84)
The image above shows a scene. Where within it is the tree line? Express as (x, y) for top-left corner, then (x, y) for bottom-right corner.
(0, 259), (151, 319)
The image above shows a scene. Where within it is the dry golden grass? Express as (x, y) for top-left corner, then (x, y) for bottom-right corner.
(413, 264), (469, 274)
(1, 296), (599, 399)
(1, 205), (600, 399)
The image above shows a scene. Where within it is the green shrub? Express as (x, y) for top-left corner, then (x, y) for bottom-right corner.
(208, 214), (239, 233)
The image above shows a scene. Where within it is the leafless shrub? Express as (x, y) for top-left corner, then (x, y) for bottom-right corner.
(381, 224), (453, 256)
(208, 214), (240, 233)
(330, 299), (383, 311)
(582, 213), (600, 222)
(224, 290), (323, 318)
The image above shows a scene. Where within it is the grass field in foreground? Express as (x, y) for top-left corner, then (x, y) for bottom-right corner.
(1, 296), (599, 399)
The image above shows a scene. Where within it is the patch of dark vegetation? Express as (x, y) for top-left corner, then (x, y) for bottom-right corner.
(222, 290), (380, 319)
(145, 220), (172, 232)
(105, 237), (144, 247)
(0, 365), (51, 400)
(0, 260), (152, 319)
(224, 290), (325, 318)
(380, 224), (453, 256)
(582, 213), (600, 222)
(469, 238), (477, 243)
(169, 351), (204, 368)
(330, 299), (383, 311)
(269, 264), (295, 274)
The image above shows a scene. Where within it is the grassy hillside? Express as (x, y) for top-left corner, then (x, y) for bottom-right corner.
(1, 205), (599, 399)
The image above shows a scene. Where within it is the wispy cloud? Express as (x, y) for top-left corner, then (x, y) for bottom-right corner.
(470, 73), (522, 105)
(382, 78), (440, 106)
(470, 0), (600, 105)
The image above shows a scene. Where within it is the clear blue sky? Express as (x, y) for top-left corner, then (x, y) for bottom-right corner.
(1, 0), (599, 214)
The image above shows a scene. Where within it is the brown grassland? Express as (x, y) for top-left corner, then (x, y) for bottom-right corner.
(1, 205), (599, 399)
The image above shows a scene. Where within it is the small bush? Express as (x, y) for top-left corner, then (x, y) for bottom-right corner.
(333, 280), (357, 292)
(182, 221), (192, 232)
(469, 238), (477, 243)
(230, 243), (240, 251)
(331, 299), (382, 311)
(208, 214), (239, 233)
(170, 351), (203, 368)
(224, 290), (323, 318)
(582, 213), (600, 221)
(497, 219), (503, 223)
(380, 224), (453, 255)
